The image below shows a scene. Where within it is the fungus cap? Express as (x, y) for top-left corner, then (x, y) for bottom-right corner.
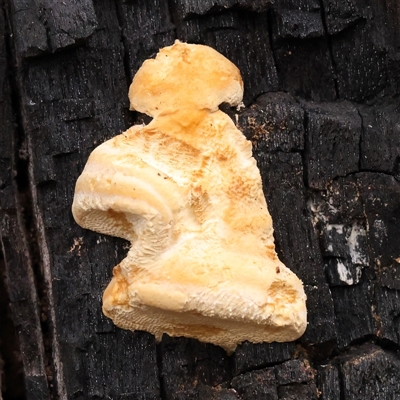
(72, 41), (307, 353)
(128, 40), (244, 117)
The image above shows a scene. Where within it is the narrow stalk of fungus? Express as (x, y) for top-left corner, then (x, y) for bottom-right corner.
(72, 41), (307, 353)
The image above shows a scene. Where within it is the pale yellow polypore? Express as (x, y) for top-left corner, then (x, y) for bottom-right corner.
(72, 40), (307, 353)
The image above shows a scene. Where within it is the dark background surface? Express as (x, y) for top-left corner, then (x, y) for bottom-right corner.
(1, 0), (400, 399)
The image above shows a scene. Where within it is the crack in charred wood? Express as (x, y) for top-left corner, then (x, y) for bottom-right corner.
(114, 2), (135, 92)
(2, 1), (65, 398)
(266, 8), (278, 84)
(356, 106), (364, 172)
(0, 252), (26, 400)
(1, 2), (43, 399)
(0, 4), (26, 398)
(318, 0), (339, 100)
(156, 342), (168, 400)
(337, 361), (346, 400)
(25, 137), (66, 400)
(166, 0), (178, 36)
(301, 105), (310, 191)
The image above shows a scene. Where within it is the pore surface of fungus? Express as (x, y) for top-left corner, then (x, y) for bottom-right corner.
(72, 41), (307, 353)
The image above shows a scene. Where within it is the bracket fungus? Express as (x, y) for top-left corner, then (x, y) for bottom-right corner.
(72, 41), (307, 353)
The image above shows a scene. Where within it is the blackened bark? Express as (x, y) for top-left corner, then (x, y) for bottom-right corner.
(1, 0), (400, 399)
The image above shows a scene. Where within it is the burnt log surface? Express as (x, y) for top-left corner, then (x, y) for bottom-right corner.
(1, 0), (400, 399)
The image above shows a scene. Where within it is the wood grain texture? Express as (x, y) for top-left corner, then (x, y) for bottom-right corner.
(10, 0), (97, 57)
(0, 4), (50, 398)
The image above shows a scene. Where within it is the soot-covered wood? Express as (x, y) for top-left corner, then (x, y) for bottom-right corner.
(1, 0), (400, 399)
